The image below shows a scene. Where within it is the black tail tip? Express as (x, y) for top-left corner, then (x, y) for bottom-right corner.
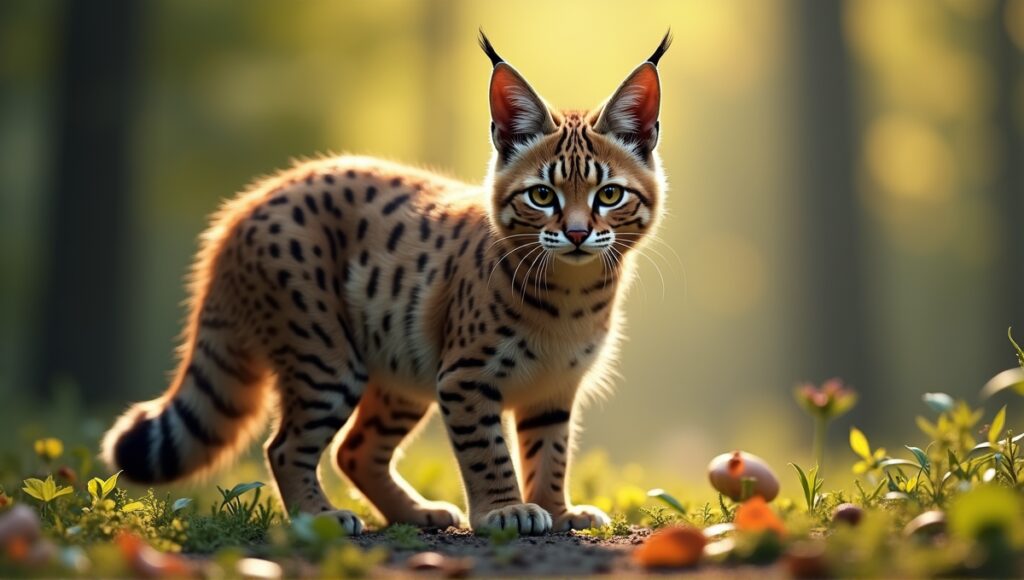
(647, 29), (673, 66)
(113, 415), (160, 484)
(478, 28), (504, 67)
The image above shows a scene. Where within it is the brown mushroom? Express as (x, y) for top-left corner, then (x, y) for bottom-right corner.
(0, 506), (41, 545)
(707, 451), (780, 501)
(832, 503), (863, 526)
(903, 510), (946, 539)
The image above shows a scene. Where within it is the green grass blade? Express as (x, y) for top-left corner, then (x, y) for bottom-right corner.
(647, 488), (687, 515)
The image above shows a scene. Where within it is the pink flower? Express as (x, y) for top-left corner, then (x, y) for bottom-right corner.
(794, 378), (857, 421)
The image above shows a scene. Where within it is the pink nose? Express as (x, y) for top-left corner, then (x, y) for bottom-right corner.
(566, 229), (589, 246)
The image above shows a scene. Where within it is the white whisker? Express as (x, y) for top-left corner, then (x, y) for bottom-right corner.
(519, 247), (547, 306)
(487, 233), (538, 251)
(608, 243), (647, 301)
(615, 240), (666, 300)
(616, 233), (687, 298)
(487, 241), (540, 289)
(511, 245), (544, 304)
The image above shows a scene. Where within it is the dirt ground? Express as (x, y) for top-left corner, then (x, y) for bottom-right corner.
(349, 526), (644, 577)
(349, 527), (783, 578)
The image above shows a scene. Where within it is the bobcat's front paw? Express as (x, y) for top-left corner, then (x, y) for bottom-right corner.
(553, 505), (610, 532)
(475, 503), (552, 535)
(402, 501), (465, 529)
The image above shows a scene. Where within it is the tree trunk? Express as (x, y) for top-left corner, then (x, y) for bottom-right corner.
(32, 0), (144, 400)
(995, 1), (1024, 349)
(793, 2), (872, 406)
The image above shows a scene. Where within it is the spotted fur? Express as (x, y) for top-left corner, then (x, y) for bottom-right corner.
(101, 32), (671, 535)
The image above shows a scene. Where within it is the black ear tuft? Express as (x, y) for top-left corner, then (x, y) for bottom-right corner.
(647, 29), (673, 67)
(478, 29), (504, 67)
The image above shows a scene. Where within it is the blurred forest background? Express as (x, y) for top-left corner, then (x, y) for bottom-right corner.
(1, 0), (1023, 492)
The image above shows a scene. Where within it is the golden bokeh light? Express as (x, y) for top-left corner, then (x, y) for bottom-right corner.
(864, 114), (955, 202)
(690, 234), (767, 317)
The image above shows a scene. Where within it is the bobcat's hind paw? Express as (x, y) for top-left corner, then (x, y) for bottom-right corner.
(402, 501), (465, 529)
(552, 505), (610, 532)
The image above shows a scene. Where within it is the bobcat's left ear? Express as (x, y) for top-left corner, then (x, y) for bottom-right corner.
(594, 31), (672, 161)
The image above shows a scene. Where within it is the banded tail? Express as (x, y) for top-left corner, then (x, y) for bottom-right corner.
(101, 209), (271, 484)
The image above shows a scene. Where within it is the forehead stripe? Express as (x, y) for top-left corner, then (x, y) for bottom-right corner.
(580, 127), (596, 154)
(554, 126), (569, 153)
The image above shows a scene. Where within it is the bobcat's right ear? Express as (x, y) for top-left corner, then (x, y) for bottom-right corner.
(480, 32), (556, 164)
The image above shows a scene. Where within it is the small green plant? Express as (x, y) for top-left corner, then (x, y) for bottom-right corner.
(482, 524), (519, 546)
(480, 523), (521, 567)
(183, 482), (277, 553)
(217, 482), (266, 513)
(1010, 327), (1024, 368)
(382, 523), (426, 550)
(578, 514), (631, 539)
(789, 463), (823, 513)
(638, 505), (678, 529)
(717, 493), (735, 521)
(980, 328), (1024, 399)
(696, 502), (716, 526)
(646, 488), (686, 516)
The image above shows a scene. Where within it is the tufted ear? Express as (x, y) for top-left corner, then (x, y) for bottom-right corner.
(593, 63), (661, 160)
(481, 32), (556, 163)
(593, 32), (671, 160)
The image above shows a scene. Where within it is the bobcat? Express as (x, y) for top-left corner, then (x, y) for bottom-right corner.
(102, 33), (670, 535)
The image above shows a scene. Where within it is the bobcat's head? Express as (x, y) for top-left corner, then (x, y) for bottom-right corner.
(484, 32), (670, 267)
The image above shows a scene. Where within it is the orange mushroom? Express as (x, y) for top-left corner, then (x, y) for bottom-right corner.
(734, 497), (786, 537)
(633, 525), (707, 569)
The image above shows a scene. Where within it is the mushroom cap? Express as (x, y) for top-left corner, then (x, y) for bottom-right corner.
(707, 450), (780, 502)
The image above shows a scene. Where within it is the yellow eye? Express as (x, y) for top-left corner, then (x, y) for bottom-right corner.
(596, 185), (624, 207)
(527, 185), (556, 207)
